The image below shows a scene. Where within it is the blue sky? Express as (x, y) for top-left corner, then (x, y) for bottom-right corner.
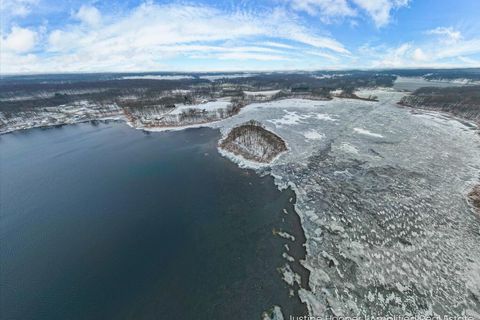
(1, 0), (480, 73)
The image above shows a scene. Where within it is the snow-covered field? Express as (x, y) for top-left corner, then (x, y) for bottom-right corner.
(244, 90), (281, 97)
(170, 99), (231, 115)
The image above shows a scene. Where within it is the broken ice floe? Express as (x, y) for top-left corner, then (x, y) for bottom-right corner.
(212, 89), (480, 317)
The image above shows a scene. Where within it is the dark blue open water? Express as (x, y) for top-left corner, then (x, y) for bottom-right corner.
(0, 122), (307, 320)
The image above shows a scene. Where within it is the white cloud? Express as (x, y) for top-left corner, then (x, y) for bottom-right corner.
(215, 52), (291, 61)
(59, 3), (347, 53)
(351, 0), (409, 27)
(426, 27), (462, 43)
(1, 2), (350, 73)
(433, 38), (480, 60)
(1, 0), (39, 17)
(412, 48), (427, 61)
(263, 41), (295, 49)
(458, 56), (480, 66)
(289, 0), (409, 27)
(363, 30), (480, 69)
(377, 43), (412, 67)
(306, 50), (340, 61)
(74, 5), (102, 26)
(290, 0), (356, 22)
(278, 26), (349, 54)
(2, 26), (37, 52)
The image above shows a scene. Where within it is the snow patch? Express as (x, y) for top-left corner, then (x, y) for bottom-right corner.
(277, 231), (295, 241)
(315, 113), (337, 121)
(269, 110), (309, 127)
(170, 100), (231, 115)
(244, 90), (281, 97)
(280, 263), (301, 286)
(303, 130), (324, 140)
(262, 305), (284, 320)
(353, 127), (384, 138)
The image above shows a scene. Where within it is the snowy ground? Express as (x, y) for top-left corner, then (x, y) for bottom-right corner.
(170, 99), (231, 115)
(210, 88), (480, 318)
(244, 90), (281, 97)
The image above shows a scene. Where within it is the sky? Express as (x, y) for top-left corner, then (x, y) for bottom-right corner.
(1, 0), (480, 74)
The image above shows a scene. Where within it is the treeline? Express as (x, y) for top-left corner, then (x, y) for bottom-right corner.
(399, 85), (480, 123)
(215, 73), (396, 91)
(0, 78), (209, 113)
(0, 72), (396, 113)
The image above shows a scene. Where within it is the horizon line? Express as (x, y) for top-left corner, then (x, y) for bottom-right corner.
(2, 66), (480, 77)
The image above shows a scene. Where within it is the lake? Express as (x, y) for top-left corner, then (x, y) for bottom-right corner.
(0, 122), (308, 319)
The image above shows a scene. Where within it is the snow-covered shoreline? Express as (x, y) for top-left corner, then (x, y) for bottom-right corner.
(0, 98), (236, 135)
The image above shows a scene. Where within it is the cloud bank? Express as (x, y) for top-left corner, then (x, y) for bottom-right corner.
(1, 0), (479, 73)
(1, 2), (351, 73)
(290, 0), (410, 27)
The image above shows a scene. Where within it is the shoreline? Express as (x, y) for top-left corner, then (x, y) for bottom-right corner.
(0, 94), (364, 136)
(397, 101), (480, 130)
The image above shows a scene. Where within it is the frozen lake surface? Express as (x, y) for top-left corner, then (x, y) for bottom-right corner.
(212, 88), (480, 318)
